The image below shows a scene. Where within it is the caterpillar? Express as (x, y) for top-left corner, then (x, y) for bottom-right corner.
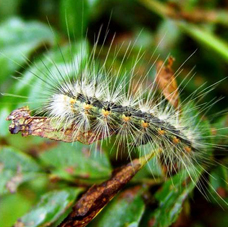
(44, 53), (205, 173)
(8, 33), (217, 183)
(3, 16), (228, 210)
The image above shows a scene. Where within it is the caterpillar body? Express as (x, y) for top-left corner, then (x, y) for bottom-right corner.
(28, 36), (211, 181)
(4, 23), (227, 207)
(47, 68), (202, 165)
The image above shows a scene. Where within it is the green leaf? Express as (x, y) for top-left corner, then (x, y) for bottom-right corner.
(149, 168), (202, 227)
(139, 0), (228, 62)
(210, 166), (228, 190)
(178, 22), (228, 62)
(212, 114), (228, 145)
(135, 145), (164, 179)
(209, 165), (228, 204)
(0, 0), (23, 21)
(0, 106), (10, 137)
(0, 192), (35, 227)
(0, 146), (42, 195)
(14, 188), (82, 227)
(156, 19), (181, 55)
(60, 0), (101, 38)
(39, 142), (112, 180)
(14, 40), (89, 110)
(0, 17), (56, 136)
(0, 17), (55, 85)
(90, 186), (145, 227)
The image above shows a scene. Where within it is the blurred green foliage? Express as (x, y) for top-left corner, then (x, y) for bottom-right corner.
(0, 0), (228, 226)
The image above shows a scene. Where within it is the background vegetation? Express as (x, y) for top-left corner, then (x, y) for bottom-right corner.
(0, 0), (228, 226)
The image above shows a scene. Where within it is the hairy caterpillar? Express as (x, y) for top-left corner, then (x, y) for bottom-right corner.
(3, 16), (228, 211)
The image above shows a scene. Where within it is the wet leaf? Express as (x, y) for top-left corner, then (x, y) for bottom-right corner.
(1, 37), (89, 137)
(148, 168), (202, 227)
(0, 17), (55, 84)
(211, 114), (228, 145)
(0, 17), (55, 136)
(89, 186), (145, 227)
(39, 142), (112, 179)
(0, 146), (42, 195)
(209, 165), (228, 203)
(14, 188), (82, 227)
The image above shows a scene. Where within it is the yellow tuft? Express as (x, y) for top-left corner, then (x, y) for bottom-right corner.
(184, 146), (192, 153)
(141, 121), (149, 128)
(70, 98), (76, 104)
(172, 137), (180, 144)
(84, 104), (92, 111)
(158, 129), (165, 135)
(122, 115), (130, 122)
(102, 109), (110, 117)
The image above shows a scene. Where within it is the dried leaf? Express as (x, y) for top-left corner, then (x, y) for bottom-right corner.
(58, 153), (155, 227)
(156, 56), (180, 109)
(6, 107), (113, 144)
